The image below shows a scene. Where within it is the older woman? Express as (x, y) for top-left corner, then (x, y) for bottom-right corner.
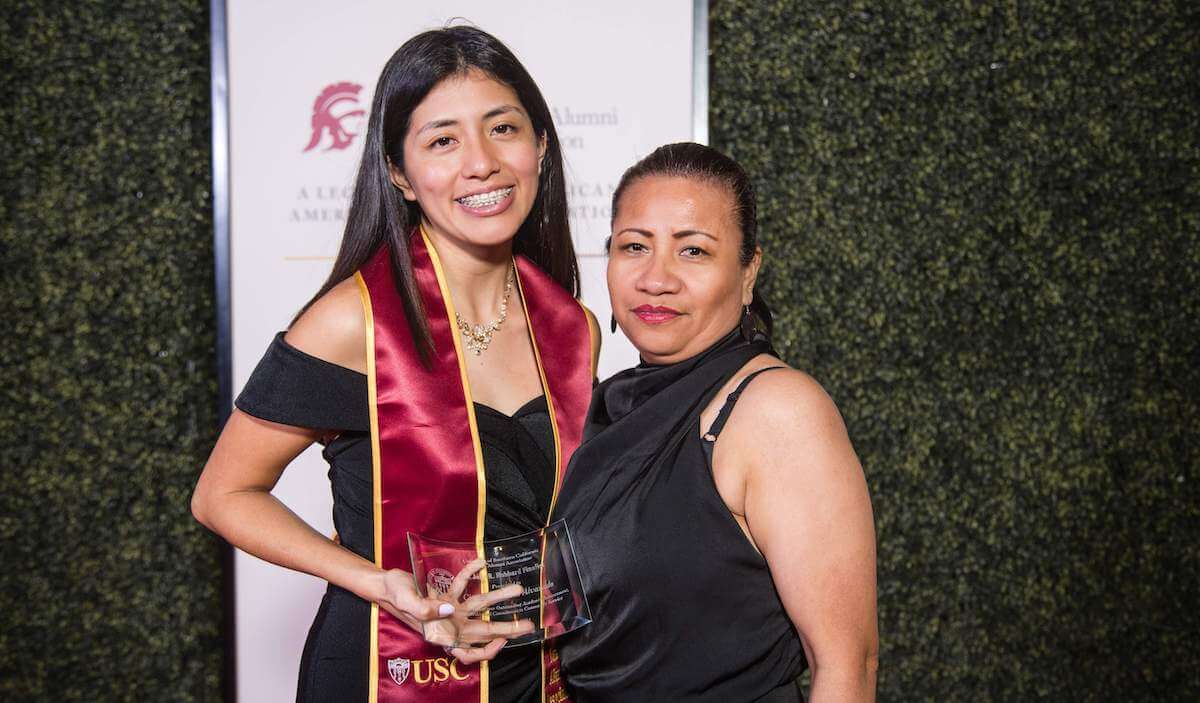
(553, 143), (878, 702)
(191, 26), (598, 703)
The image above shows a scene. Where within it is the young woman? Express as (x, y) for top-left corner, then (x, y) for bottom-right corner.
(553, 143), (878, 702)
(192, 27), (598, 703)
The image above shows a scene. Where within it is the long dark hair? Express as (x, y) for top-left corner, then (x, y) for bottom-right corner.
(300, 26), (578, 362)
(609, 142), (774, 337)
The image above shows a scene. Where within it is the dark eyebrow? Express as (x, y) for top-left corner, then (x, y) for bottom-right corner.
(673, 229), (717, 241)
(614, 228), (718, 240)
(415, 105), (526, 136)
(484, 104), (524, 120)
(416, 118), (457, 135)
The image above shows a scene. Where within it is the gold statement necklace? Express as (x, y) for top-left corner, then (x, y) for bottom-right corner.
(455, 263), (515, 355)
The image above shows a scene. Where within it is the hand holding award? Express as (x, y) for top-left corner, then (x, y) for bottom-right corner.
(378, 558), (535, 661)
(409, 520), (591, 649)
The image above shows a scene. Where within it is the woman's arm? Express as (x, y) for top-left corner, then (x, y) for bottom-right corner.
(190, 278), (528, 662)
(192, 278), (373, 589)
(723, 369), (878, 702)
(192, 406), (397, 605)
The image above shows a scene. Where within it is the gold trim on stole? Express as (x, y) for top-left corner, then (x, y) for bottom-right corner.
(513, 270), (566, 703)
(513, 271), (566, 526)
(579, 300), (598, 381)
(420, 227), (491, 702)
(355, 271), (384, 703)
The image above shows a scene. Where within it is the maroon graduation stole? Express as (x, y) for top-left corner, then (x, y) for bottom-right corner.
(354, 229), (593, 703)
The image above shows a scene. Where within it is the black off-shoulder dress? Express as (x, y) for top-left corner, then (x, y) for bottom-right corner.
(236, 332), (553, 703)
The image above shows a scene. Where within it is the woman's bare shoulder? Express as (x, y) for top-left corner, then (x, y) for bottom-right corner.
(729, 358), (853, 466)
(284, 277), (368, 374)
(743, 360), (836, 417)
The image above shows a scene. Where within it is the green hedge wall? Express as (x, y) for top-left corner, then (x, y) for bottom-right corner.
(0, 3), (222, 701)
(710, 1), (1199, 700)
(3, 1), (1198, 701)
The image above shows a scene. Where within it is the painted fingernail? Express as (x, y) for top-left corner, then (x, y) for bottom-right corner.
(438, 603), (455, 617)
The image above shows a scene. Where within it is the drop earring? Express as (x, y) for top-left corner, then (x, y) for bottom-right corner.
(739, 305), (756, 342)
(610, 315), (618, 333)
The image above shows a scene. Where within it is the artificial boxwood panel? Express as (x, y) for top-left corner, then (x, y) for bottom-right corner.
(0, 3), (222, 701)
(2, 1), (1197, 701)
(710, 1), (1198, 700)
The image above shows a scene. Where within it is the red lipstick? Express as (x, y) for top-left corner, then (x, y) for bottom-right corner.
(632, 305), (681, 325)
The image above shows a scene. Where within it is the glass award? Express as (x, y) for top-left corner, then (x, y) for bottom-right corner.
(407, 519), (591, 647)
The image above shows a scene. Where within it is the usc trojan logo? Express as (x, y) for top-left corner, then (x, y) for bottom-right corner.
(387, 657), (411, 686)
(426, 568), (455, 598)
(302, 82), (365, 152)
(386, 656), (470, 686)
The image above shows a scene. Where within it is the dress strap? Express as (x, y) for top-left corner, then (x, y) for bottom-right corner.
(702, 367), (787, 443)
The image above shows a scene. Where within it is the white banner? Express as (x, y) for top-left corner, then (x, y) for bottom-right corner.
(223, 1), (699, 699)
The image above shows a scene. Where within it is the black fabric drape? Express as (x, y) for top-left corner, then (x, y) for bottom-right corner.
(553, 329), (805, 702)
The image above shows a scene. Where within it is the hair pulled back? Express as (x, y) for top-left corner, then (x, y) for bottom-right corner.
(610, 142), (773, 337)
(300, 25), (577, 362)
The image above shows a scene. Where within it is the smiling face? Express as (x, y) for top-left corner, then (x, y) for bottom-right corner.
(608, 175), (761, 364)
(390, 70), (545, 257)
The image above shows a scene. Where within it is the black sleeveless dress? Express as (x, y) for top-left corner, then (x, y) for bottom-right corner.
(552, 330), (807, 702)
(236, 332), (554, 703)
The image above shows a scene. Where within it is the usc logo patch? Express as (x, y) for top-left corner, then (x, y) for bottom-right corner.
(386, 656), (471, 686)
